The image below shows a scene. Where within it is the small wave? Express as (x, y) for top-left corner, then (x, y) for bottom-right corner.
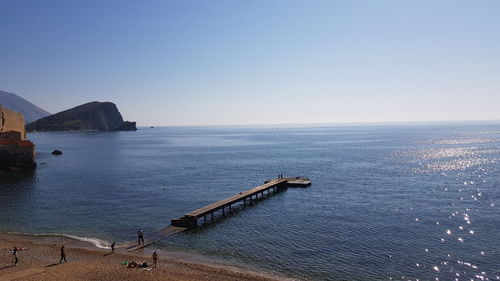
(61, 234), (110, 249)
(8, 231), (111, 249)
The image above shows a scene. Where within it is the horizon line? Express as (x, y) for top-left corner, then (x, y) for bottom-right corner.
(140, 119), (500, 128)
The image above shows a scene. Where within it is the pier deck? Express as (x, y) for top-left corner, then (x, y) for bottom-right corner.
(124, 177), (311, 251)
(172, 177), (311, 229)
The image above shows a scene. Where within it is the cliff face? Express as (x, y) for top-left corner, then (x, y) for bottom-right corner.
(0, 90), (51, 123)
(26, 102), (137, 132)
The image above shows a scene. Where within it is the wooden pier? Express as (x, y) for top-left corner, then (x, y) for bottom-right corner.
(171, 177), (311, 229)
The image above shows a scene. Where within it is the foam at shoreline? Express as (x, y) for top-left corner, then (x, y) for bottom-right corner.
(3, 231), (111, 249)
(59, 234), (111, 249)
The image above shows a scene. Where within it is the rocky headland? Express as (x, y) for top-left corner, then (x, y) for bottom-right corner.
(26, 101), (137, 132)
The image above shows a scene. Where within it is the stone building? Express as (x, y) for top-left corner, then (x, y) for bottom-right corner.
(1, 105), (26, 139)
(0, 105), (35, 170)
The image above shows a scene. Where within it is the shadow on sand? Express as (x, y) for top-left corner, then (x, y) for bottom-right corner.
(0, 264), (16, 270)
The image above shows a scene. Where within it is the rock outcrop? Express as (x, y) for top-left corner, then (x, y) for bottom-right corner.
(0, 90), (51, 123)
(115, 121), (137, 131)
(0, 131), (36, 171)
(26, 101), (137, 132)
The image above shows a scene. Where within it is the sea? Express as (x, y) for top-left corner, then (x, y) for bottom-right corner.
(1, 123), (499, 281)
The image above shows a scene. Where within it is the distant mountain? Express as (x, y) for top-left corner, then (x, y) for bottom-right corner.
(26, 101), (137, 132)
(0, 90), (51, 123)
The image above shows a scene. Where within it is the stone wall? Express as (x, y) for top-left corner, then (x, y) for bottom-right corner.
(0, 105), (26, 139)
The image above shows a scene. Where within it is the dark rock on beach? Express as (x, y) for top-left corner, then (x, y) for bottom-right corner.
(51, 149), (62, 155)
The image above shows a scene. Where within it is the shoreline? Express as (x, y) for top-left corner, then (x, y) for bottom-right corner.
(0, 232), (301, 281)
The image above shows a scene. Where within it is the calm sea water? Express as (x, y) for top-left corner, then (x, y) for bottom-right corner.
(1, 123), (499, 281)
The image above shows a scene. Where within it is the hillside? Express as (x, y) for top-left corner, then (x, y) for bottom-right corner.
(0, 90), (51, 123)
(26, 101), (137, 132)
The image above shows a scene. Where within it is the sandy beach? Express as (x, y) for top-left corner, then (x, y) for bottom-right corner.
(0, 233), (294, 281)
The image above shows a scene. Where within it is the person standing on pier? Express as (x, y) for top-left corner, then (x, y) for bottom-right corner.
(152, 250), (158, 268)
(137, 229), (144, 245)
(59, 245), (67, 263)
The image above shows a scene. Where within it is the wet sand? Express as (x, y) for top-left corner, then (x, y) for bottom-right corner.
(0, 233), (295, 281)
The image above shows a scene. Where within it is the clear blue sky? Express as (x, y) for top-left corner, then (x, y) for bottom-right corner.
(1, 0), (499, 126)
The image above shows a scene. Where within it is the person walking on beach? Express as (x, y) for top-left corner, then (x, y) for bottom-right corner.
(137, 229), (144, 245)
(152, 250), (158, 268)
(110, 241), (115, 253)
(59, 245), (67, 263)
(10, 246), (18, 265)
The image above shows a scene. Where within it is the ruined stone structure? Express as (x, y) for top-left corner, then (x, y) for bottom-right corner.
(1, 105), (26, 139)
(0, 106), (36, 171)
